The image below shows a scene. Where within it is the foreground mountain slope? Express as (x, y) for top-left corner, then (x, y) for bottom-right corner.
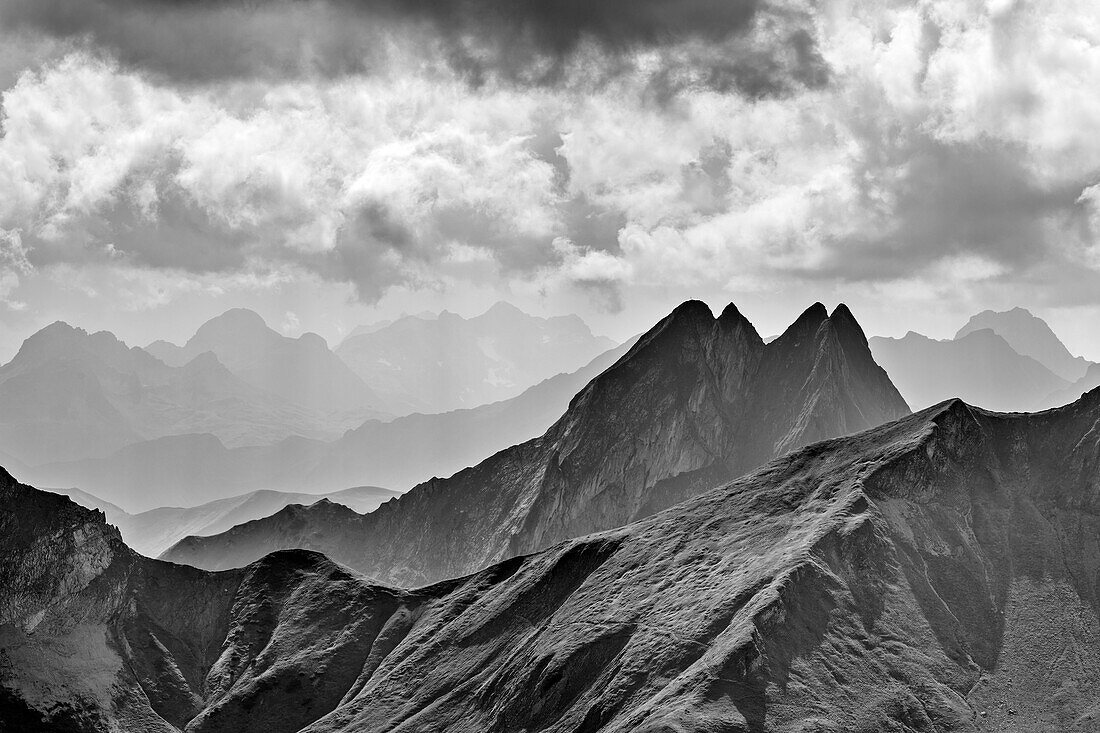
(7, 388), (1100, 731)
(165, 301), (910, 584)
(335, 302), (616, 414)
(870, 328), (1069, 412)
(51, 485), (399, 557)
(28, 338), (638, 507)
(955, 307), (1094, 381)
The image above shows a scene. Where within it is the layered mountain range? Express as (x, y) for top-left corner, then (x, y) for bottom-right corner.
(27, 338), (637, 510)
(955, 307), (1093, 381)
(52, 486), (399, 557)
(870, 307), (1098, 412)
(163, 301), (911, 584)
(146, 309), (383, 419)
(0, 322), (360, 466)
(334, 302), (616, 414)
(6, 382), (1100, 731)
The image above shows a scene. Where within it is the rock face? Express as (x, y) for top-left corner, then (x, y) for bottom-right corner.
(335, 301), (616, 415)
(7, 387), (1100, 731)
(870, 328), (1070, 412)
(164, 301), (910, 585)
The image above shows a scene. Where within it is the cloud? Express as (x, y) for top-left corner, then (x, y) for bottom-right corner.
(0, 55), (569, 300)
(2, 0), (1100, 317)
(540, 0), (1100, 307)
(0, 0), (831, 96)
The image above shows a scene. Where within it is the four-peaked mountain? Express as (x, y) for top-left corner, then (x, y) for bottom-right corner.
(164, 301), (910, 585)
(6, 385), (1100, 731)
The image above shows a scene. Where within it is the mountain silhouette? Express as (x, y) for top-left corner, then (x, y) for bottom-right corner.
(147, 308), (385, 418)
(870, 328), (1070, 412)
(164, 301), (909, 584)
(955, 307), (1093, 381)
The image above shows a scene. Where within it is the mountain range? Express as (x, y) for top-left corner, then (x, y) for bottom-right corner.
(25, 337), (638, 511)
(146, 308), (384, 418)
(6, 383), (1100, 731)
(334, 301), (616, 414)
(955, 307), (1093, 381)
(869, 307), (1097, 412)
(163, 301), (911, 583)
(0, 322), (359, 466)
(52, 485), (399, 557)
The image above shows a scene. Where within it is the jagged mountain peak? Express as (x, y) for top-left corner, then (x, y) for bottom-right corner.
(33, 319), (80, 337)
(5, 320), (154, 374)
(768, 301), (829, 346)
(828, 302), (859, 330)
(795, 300), (829, 324)
(164, 300), (910, 586)
(824, 302), (873, 351)
(717, 300), (748, 324)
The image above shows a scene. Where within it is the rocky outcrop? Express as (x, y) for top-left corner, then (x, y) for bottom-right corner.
(7, 388), (1100, 731)
(165, 301), (910, 585)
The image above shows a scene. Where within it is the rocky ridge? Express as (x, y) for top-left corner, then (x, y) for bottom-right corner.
(164, 301), (910, 585)
(5, 386), (1100, 731)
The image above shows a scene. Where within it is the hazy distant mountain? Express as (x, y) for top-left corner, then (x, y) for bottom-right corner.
(339, 310), (435, 343)
(147, 308), (386, 418)
(27, 339), (638, 509)
(0, 322), (354, 466)
(335, 302), (616, 414)
(956, 307), (1093, 381)
(14, 388), (1100, 730)
(164, 301), (910, 583)
(870, 329), (1070, 412)
(51, 485), (397, 557)
(1045, 362), (1100, 409)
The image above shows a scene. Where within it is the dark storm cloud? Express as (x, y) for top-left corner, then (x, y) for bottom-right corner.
(0, 0), (827, 96)
(0, 0), (392, 81)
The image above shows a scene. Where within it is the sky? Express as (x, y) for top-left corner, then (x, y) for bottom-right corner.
(0, 0), (1098, 361)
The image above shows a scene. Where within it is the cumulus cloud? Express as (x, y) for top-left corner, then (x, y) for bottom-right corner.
(0, 0), (1099, 317)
